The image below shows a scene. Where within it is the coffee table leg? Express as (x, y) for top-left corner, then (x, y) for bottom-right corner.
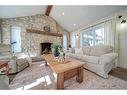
(76, 66), (83, 83)
(57, 73), (64, 89)
(45, 61), (48, 66)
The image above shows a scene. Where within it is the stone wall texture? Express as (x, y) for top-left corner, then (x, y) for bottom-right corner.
(1, 14), (69, 56)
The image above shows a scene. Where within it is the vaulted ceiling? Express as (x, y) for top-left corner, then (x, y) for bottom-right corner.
(0, 6), (127, 32)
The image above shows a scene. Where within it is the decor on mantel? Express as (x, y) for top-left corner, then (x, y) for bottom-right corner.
(43, 25), (50, 32)
(26, 29), (63, 37)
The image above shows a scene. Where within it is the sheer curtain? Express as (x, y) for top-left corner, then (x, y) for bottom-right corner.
(104, 18), (119, 53)
(71, 32), (76, 48)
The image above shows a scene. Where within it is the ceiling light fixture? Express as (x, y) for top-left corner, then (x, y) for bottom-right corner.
(76, 34), (79, 39)
(118, 15), (126, 24)
(118, 15), (122, 19)
(121, 19), (126, 24)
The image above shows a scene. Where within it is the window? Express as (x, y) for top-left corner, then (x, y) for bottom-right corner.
(82, 30), (93, 46)
(82, 24), (104, 46)
(94, 27), (104, 45)
(63, 34), (67, 50)
(11, 26), (21, 52)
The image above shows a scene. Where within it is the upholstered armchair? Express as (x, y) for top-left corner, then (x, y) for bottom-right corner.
(0, 44), (29, 74)
(0, 44), (17, 74)
(15, 53), (29, 72)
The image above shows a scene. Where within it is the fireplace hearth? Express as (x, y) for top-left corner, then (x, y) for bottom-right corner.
(40, 42), (52, 54)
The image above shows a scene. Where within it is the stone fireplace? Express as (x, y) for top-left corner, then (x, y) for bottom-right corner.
(0, 14), (70, 57)
(40, 42), (52, 54)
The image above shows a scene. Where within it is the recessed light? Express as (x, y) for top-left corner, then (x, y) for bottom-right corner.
(62, 12), (65, 16)
(73, 24), (76, 26)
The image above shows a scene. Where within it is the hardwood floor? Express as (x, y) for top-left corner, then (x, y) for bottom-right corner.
(109, 67), (127, 81)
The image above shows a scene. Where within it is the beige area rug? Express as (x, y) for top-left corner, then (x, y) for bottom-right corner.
(10, 61), (127, 90)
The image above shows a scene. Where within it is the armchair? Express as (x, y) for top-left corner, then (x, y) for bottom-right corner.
(0, 44), (29, 74)
(0, 44), (16, 74)
(15, 53), (29, 72)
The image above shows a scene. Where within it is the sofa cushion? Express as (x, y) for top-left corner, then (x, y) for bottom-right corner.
(90, 50), (106, 57)
(66, 52), (83, 60)
(68, 48), (75, 53)
(66, 53), (99, 64)
(75, 48), (83, 55)
(82, 55), (99, 64)
(82, 46), (91, 55)
(71, 48), (75, 53)
(99, 53), (118, 64)
(17, 58), (28, 66)
(89, 45), (113, 56)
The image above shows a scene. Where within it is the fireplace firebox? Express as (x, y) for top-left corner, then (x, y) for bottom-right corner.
(40, 42), (52, 54)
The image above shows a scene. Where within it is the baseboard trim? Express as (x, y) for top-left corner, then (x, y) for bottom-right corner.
(118, 63), (127, 69)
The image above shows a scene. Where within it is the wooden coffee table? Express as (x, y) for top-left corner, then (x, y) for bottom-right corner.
(43, 54), (84, 89)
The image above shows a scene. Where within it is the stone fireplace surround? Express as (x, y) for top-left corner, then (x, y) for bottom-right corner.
(26, 34), (62, 57)
(1, 14), (69, 57)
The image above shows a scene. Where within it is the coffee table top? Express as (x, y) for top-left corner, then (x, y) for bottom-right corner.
(43, 54), (83, 74)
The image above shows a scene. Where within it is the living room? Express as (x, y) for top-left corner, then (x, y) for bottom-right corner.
(0, 5), (127, 90)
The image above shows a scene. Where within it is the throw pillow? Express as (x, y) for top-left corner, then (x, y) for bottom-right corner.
(75, 48), (83, 55)
(68, 48), (75, 53)
(82, 46), (91, 55)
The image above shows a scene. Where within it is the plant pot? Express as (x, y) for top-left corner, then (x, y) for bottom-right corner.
(54, 50), (59, 57)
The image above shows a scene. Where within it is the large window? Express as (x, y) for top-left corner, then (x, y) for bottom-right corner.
(82, 25), (104, 46)
(63, 34), (67, 50)
(11, 26), (21, 52)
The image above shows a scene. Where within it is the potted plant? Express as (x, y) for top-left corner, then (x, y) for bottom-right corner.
(51, 44), (62, 57)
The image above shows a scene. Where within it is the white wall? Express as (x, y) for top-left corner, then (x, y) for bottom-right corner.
(118, 19), (127, 68)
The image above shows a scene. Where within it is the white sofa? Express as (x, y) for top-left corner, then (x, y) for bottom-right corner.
(66, 45), (118, 78)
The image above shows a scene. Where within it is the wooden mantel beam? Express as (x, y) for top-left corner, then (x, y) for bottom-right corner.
(45, 5), (53, 16)
(26, 29), (63, 37)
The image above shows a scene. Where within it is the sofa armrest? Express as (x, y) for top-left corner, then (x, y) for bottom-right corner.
(99, 53), (118, 65)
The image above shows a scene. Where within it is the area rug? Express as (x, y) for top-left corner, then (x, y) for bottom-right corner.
(10, 61), (127, 90)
